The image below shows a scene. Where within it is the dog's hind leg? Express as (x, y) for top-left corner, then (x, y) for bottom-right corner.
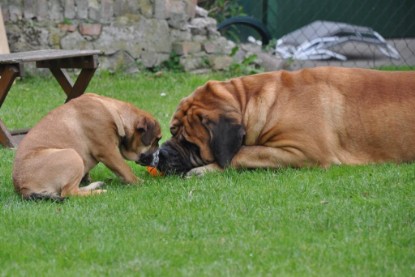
(15, 148), (106, 199)
(77, 181), (107, 196)
(63, 186), (107, 197)
(79, 181), (106, 192)
(56, 149), (105, 197)
(61, 176), (107, 197)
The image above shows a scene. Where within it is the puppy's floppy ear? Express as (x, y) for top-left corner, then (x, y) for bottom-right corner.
(205, 116), (245, 168)
(136, 117), (156, 146)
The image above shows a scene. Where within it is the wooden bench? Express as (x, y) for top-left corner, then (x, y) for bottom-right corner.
(0, 49), (101, 148)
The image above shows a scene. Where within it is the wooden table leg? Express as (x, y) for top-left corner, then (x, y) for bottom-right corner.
(48, 67), (97, 102)
(0, 65), (21, 147)
(37, 54), (99, 102)
(49, 67), (74, 97)
(0, 119), (16, 148)
(0, 52), (100, 148)
(69, 68), (97, 101)
(0, 64), (20, 108)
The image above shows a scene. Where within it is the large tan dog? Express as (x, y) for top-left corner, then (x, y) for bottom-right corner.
(156, 67), (415, 176)
(13, 93), (161, 201)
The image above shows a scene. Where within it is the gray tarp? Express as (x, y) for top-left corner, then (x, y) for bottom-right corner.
(275, 20), (400, 61)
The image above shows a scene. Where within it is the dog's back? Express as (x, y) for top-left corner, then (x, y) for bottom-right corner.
(273, 67), (415, 165)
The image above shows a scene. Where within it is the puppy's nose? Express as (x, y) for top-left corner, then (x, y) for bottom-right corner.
(138, 152), (153, 165)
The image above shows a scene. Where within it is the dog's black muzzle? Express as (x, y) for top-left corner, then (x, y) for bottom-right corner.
(155, 140), (195, 175)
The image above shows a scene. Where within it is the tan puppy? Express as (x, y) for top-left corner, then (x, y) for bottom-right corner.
(156, 67), (415, 176)
(13, 93), (161, 201)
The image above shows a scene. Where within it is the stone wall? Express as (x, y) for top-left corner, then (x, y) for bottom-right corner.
(1, 0), (233, 72)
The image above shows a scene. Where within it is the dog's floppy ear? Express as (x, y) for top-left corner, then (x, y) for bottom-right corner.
(205, 116), (245, 168)
(137, 117), (156, 146)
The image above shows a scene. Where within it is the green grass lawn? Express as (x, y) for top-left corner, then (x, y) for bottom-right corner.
(0, 71), (414, 276)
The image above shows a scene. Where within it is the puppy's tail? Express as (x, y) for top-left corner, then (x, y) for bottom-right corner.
(24, 192), (66, 203)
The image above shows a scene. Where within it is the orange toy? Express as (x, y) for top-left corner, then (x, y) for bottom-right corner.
(146, 166), (163, 177)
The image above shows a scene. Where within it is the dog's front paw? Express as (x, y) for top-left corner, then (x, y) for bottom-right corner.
(185, 163), (222, 178)
(186, 167), (206, 177)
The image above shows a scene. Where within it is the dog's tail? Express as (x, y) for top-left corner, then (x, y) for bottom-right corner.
(24, 192), (66, 203)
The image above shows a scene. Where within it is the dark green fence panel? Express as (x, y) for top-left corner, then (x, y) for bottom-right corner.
(238, 0), (415, 39)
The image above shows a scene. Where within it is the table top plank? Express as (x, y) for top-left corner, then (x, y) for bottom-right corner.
(0, 49), (102, 64)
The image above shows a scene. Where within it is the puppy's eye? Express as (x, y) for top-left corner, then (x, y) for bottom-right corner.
(170, 126), (178, 135)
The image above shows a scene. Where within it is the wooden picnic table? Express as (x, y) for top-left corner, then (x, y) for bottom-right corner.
(0, 49), (102, 148)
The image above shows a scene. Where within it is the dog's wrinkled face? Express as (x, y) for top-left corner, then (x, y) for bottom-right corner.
(157, 138), (203, 175)
(120, 115), (162, 166)
(156, 83), (245, 175)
